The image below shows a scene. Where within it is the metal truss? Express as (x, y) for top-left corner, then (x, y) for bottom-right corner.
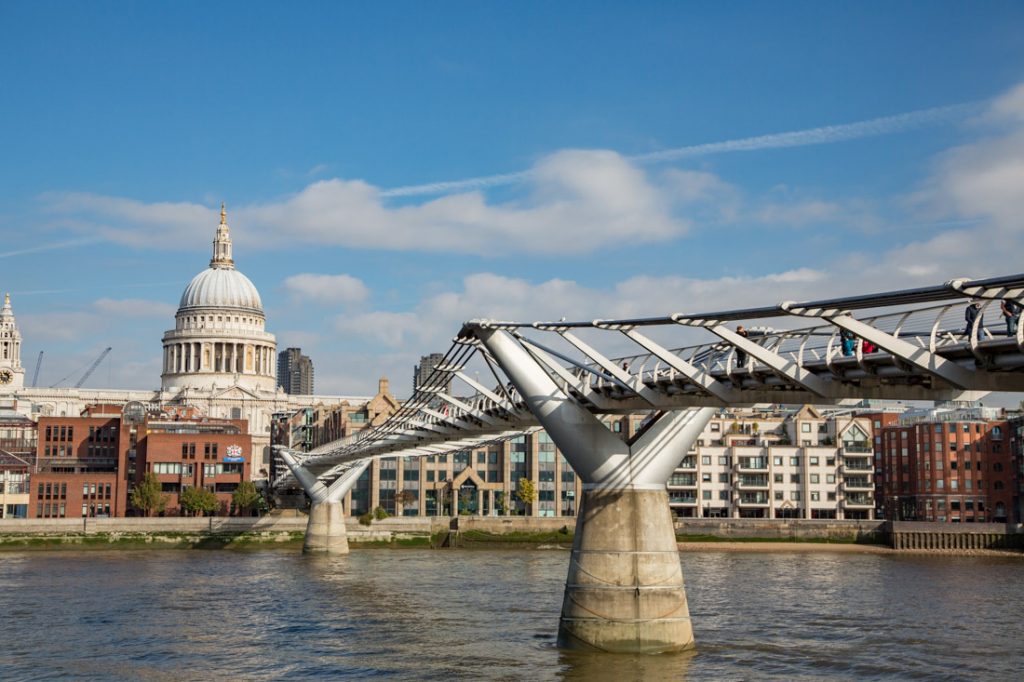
(275, 272), (1024, 491)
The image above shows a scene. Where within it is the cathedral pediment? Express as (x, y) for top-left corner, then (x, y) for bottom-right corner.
(210, 384), (263, 401)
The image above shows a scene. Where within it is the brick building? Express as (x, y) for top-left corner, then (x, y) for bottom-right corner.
(139, 416), (251, 515)
(30, 404), (253, 518)
(879, 409), (1014, 522)
(33, 406), (131, 517)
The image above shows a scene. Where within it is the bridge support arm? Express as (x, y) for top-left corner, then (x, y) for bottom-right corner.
(278, 447), (369, 555)
(475, 327), (713, 653)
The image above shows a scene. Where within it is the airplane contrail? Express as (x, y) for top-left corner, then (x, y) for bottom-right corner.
(0, 237), (103, 259)
(380, 102), (981, 198)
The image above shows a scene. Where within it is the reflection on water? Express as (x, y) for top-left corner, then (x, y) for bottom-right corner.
(0, 548), (1021, 680)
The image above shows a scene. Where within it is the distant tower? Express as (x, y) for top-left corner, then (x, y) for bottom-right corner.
(413, 353), (451, 396)
(277, 348), (314, 395)
(0, 293), (25, 391)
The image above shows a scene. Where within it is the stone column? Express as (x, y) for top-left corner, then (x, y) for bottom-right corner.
(564, 487), (690, 652)
(304, 500), (349, 554)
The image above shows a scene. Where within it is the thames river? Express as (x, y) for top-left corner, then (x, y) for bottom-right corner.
(0, 548), (1021, 680)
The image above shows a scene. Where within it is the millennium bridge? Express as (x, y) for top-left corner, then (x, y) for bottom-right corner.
(276, 272), (1024, 653)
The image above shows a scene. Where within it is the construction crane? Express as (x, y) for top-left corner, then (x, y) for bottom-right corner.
(50, 347), (113, 388)
(31, 351), (43, 387)
(75, 347), (112, 388)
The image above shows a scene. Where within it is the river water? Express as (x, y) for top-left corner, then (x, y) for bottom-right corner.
(0, 548), (1021, 680)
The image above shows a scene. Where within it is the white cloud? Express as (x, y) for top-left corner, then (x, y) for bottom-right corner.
(46, 149), (690, 256)
(282, 273), (369, 306)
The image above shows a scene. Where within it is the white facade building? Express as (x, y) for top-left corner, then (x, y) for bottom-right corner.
(667, 406), (877, 520)
(0, 206), (369, 478)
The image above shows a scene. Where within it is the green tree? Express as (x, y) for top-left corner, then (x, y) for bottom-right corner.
(130, 472), (167, 517)
(395, 489), (416, 515)
(231, 481), (262, 516)
(180, 486), (220, 517)
(373, 505), (389, 520)
(515, 477), (537, 516)
(458, 489), (473, 515)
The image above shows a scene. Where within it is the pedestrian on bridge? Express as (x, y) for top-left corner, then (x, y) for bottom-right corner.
(840, 329), (856, 356)
(1000, 298), (1021, 337)
(964, 300), (982, 338)
(734, 325), (749, 367)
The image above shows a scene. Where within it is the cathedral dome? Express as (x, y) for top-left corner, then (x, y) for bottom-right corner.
(179, 267), (263, 313)
(175, 203), (263, 315)
(162, 204), (278, 395)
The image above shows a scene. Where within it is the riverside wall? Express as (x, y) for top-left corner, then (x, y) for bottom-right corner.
(0, 515), (1020, 551)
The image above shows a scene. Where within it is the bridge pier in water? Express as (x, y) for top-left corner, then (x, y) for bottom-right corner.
(278, 449), (369, 555)
(478, 329), (714, 653)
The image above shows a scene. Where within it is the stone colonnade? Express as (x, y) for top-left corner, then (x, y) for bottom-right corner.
(163, 341), (275, 376)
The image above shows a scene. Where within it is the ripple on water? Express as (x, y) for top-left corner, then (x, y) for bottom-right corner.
(0, 549), (1021, 680)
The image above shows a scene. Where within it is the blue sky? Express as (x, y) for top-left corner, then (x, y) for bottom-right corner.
(1, 2), (1023, 395)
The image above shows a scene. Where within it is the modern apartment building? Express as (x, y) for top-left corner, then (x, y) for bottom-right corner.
(282, 404), (885, 520)
(277, 347), (314, 395)
(666, 406), (878, 520)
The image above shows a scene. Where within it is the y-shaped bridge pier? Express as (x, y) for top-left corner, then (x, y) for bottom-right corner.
(277, 272), (1024, 653)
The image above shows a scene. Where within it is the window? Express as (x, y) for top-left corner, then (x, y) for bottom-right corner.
(718, 456), (729, 466)
(790, 457), (799, 466)
(718, 473), (730, 483)
(811, 492), (820, 501)
(702, 490), (712, 500)
(773, 456), (783, 466)
(701, 456), (711, 465)
(718, 491), (729, 501)
(701, 473), (711, 482)
(809, 456), (819, 465)
(791, 491), (801, 501)
(826, 474), (836, 484)
(802, 423), (811, 433)
(810, 474), (820, 484)
(773, 474), (783, 483)
(790, 474), (800, 484)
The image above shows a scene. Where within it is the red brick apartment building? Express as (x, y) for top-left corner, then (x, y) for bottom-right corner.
(880, 417), (1013, 522)
(32, 404), (252, 518)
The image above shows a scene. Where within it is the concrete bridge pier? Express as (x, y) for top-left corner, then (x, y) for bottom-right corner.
(478, 329), (714, 653)
(278, 448), (369, 555)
